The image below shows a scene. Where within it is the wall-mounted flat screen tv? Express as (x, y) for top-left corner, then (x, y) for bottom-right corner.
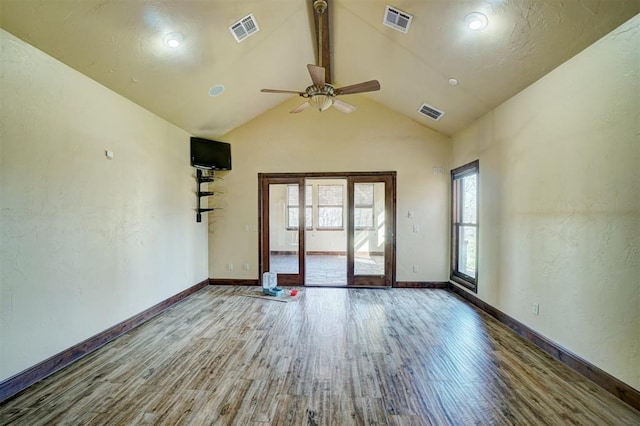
(190, 137), (232, 170)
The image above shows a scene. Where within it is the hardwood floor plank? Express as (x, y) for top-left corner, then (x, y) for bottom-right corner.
(413, 380), (505, 425)
(133, 388), (217, 425)
(214, 378), (262, 425)
(387, 414), (428, 426)
(572, 381), (640, 425)
(271, 394), (308, 425)
(354, 397), (389, 425)
(333, 350), (382, 399)
(370, 353), (418, 416)
(250, 379), (285, 423)
(2, 286), (639, 425)
(83, 382), (161, 425)
(299, 389), (331, 426)
(329, 393), (366, 426)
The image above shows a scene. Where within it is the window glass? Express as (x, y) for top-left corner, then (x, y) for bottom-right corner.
(451, 161), (479, 291)
(287, 185), (312, 229)
(354, 184), (374, 229)
(318, 185), (343, 228)
(461, 174), (477, 224)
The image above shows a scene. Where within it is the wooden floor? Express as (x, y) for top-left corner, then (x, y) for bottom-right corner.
(1, 286), (638, 425)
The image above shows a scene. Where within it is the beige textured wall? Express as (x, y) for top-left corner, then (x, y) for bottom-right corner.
(451, 16), (639, 388)
(0, 30), (208, 380)
(207, 96), (451, 281)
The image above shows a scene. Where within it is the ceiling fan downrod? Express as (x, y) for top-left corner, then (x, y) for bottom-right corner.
(313, 0), (327, 14)
(313, 0), (327, 69)
(260, 0), (379, 115)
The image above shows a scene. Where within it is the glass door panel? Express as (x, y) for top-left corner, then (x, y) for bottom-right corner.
(304, 178), (348, 286)
(268, 183), (299, 274)
(353, 182), (385, 276)
(348, 175), (394, 287)
(260, 175), (305, 286)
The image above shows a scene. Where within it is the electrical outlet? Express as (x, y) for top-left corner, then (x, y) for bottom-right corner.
(243, 263), (249, 271)
(227, 263), (233, 271)
(532, 303), (539, 315)
(413, 224), (419, 233)
(243, 225), (249, 232)
(412, 265), (418, 273)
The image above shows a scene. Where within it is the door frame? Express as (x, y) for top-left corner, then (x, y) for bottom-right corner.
(259, 175), (306, 285)
(259, 171), (396, 287)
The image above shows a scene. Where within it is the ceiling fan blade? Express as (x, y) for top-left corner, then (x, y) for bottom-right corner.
(290, 102), (311, 113)
(335, 80), (381, 95)
(332, 99), (357, 114)
(307, 64), (325, 86)
(261, 88), (305, 95)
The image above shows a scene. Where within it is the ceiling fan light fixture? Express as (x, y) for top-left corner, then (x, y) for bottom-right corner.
(163, 32), (183, 48)
(310, 94), (333, 112)
(465, 12), (488, 30)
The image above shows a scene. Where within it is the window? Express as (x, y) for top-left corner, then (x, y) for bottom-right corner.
(451, 160), (479, 291)
(354, 183), (375, 229)
(317, 184), (344, 229)
(287, 185), (312, 229)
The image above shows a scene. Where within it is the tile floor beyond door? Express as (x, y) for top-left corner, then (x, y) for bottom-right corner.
(269, 254), (385, 286)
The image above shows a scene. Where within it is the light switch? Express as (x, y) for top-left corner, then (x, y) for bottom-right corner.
(105, 150), (114, 160)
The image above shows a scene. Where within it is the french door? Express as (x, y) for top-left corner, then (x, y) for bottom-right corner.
(259, 172), (396, 287)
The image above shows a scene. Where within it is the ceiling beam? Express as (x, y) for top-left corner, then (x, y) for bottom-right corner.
(311, 0), (332, 84)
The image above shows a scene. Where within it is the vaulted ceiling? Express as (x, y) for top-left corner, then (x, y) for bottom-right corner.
(1, 1), (638, 138)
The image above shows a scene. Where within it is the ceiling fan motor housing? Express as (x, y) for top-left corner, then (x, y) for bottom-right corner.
(305, 84), (335, 98)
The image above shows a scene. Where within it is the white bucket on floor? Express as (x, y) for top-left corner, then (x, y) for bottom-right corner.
(262, 272), (277, 290)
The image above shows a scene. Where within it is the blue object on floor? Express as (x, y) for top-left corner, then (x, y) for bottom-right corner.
(263, 287), (284, 297)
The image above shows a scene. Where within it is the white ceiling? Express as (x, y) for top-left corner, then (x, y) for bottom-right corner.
(1, 1), (638, 138)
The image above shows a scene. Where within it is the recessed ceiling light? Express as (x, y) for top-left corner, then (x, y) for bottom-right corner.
(163, 32), (183, 48)
(465, 12), (488, 31)
(448, 78), (459, 86)
(209, 85), (225, 97)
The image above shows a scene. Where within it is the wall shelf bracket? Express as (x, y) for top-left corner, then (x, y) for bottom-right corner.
(196, 169), (217, 222)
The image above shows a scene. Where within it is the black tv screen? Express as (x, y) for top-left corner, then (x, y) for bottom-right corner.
(190, 137), (232, 170)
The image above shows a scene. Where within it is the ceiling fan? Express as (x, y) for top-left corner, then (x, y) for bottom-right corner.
(260, 0), (381, 114)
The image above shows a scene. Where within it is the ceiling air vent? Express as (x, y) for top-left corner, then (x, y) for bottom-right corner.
(418, 103), (445, 121)
(229, 13), (259, 43)
(383, 5), (413, 34)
